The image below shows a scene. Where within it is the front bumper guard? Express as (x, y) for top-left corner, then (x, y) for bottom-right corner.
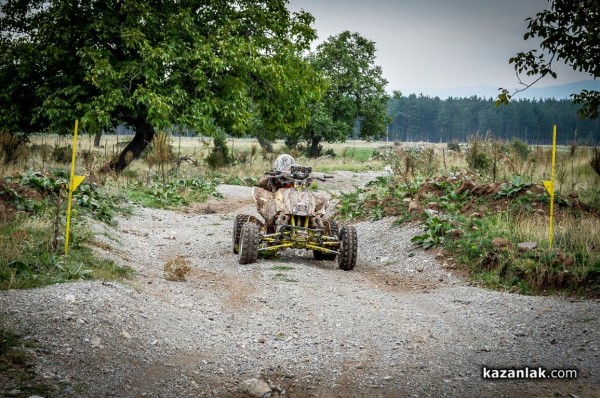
(258, 225), (340, 254)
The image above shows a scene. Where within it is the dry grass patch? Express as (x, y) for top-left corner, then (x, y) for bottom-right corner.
(163, 256), (191, 281)
(513, 212), (600, 253)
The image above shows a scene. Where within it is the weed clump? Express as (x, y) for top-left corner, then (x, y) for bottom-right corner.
(163, 256), (191, 281)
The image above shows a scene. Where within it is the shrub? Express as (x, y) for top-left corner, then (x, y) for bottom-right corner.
(146, 131), (175, 183)
(509, 138), (531, 161)
(447, 141), (461, 152)
(569, 141), (578, 157)
(323, 148), (337, 158)
(29, 143), (52, 166)
(0, 131), (29, 164)
(206, 134), (232, 168)
(284, 135), (299, 150)
(466, 134), (491, 172)
(306, 142), (323, 158)
(236, 151), (250, 164)
(591, 147), (600, 178)
(51, 145), (72, 163)
(422, 147), (438, 177)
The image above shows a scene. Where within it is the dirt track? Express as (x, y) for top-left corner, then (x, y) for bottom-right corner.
(1, 172), (599, 398)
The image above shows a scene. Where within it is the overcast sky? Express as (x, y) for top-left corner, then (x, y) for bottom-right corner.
(287, 0), (593, 97)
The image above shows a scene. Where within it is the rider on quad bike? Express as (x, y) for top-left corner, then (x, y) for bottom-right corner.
(256, 154), (303, 192)
(253, 154), (325, 233)
(232, 154), (358, 270)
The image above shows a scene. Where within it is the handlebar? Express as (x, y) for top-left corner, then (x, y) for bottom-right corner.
(264, 171), (332, 182)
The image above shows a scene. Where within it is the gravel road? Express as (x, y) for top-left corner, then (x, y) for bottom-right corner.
(1, 171), (599, 398)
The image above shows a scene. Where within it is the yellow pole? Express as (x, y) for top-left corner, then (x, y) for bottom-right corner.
(548, 125), (557, 249)
(65, 119), (79, 255)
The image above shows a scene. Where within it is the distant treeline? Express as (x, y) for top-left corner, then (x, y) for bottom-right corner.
(388, 94), (600, 145)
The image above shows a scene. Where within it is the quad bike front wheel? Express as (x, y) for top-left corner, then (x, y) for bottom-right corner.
(232, 214), (250, 254)
(337, 225), (357, 271)
(313, 220), (339, 261)
(238, 222), (260, 265)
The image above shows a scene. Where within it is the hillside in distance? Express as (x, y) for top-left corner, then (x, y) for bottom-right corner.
(400, 80), (600, 100)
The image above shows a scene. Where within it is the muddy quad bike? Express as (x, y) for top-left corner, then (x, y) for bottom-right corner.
(232, 165), (357, 270)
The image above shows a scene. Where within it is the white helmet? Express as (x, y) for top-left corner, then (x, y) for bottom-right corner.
(273, 154), (295, 173)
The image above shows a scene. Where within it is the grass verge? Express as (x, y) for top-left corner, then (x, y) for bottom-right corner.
(1, 170), (133, 290)
(336, 173), (600, 296)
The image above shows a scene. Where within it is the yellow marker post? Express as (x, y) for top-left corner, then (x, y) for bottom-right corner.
(65, 119), (86, 255)
(542, 125), (557, 249)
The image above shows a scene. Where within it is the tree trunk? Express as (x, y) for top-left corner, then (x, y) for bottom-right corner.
(308, 135), (322, 158)
(93, 129), (102, 148)
(256, 136), (273, 153)
(100, 120), (154, 174)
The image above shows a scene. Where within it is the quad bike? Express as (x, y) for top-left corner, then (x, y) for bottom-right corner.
(232, 165), (357, 270)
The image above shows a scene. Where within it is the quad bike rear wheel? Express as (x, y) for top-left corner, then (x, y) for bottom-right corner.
(232, 214), (250, 254)
(238, 222), (259, 265)
(337, 225), (357, 271)
(313, 220), (339, 261)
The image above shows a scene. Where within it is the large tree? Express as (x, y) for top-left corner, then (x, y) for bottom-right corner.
(0, 0), (324, 172)
(294, 31), (389, 156)
(497, 0), (600, 119)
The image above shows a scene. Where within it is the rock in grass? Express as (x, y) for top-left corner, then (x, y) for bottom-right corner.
(408, 201), (421, 213)
(517, 242), (537, 252)
(492, 237), (509, 248)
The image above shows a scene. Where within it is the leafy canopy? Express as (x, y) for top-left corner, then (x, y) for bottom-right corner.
(0, 0), (324, 170)
(293, 31), (389, 154)
(497, 0), (600, 119)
